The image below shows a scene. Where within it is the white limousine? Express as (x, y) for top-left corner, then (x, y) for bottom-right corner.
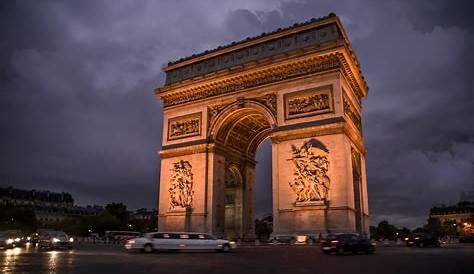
(124, 232), (236, 253)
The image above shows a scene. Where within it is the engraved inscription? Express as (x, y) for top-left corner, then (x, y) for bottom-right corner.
(168, 112), (201, 140)
(284, 85), (333, 119)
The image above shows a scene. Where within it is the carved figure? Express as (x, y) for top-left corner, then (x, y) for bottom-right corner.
(288, 139), (330, 203)
(169, 118), (200, 138)
(343, 97), (362, 130)
(288, 93), (330, 116)
(169, 160), (194, 209)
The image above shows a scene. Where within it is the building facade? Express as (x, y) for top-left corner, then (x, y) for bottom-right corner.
(430, 201), (474, 235)
(155, 13), (369, 239)
(0, 186), (102, 224)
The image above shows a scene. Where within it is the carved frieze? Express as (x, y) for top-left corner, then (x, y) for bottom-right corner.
(343, 96), (362, 131)
(208, 104), (228, 125)
(168, 112), (202, 141)
(288, 139), (330, 203)
(284, 85), (333, 120)
(161, 54), (343, 107)
(165, 23), (341, 85)
(255, 93), (277, 115)
(209, 93), (276, 125)
(168, 160), (194, 209)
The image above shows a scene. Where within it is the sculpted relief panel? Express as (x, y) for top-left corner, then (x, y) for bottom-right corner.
(169, 160), (194, 209)
(288, 139), (330, 204)
(343, 96), (362, 131)
(168, 112), (201, 140)
(284, 85), (333, 120)
(208, 93), (277, 126)
(161, 54), (345, 107)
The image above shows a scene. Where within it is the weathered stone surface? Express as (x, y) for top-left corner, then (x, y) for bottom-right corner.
(155, 14), (369, 238)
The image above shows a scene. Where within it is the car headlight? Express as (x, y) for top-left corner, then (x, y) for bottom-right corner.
(52, 238), (60, 243)
(6, 239), (14, 244)
(27, 237), (31, 241)
(69, 237), (74, 242)
(14, 238), (21, 242)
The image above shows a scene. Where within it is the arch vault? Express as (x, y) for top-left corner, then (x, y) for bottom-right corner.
(155, 13), (370, 239)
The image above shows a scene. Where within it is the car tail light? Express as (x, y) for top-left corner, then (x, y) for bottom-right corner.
(330, 240), (339, 244)
(127, 239), (135, 244)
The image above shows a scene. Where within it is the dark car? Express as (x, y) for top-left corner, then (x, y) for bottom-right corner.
(405, 233), (439, 247)
(0, 231), (15, 249)
(38, 230), (73, 250)
(6, 230), (28, 247)
(321, 233), (376, 255)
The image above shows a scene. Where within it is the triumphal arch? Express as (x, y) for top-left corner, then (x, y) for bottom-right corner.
(155, 13), (369, 239)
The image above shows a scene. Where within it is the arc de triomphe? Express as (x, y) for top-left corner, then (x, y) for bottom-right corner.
(155, 13), (369, 239)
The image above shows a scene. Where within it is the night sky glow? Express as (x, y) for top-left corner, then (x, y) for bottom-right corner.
(1, 0), (473, 228)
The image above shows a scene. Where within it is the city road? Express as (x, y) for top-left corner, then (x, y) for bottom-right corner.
(1, 243), (473, 274)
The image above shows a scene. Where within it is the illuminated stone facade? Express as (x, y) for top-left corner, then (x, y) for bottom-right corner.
(155, 14), (369, 239)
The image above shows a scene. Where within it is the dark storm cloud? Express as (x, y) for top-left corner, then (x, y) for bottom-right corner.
(262, 0), (474, 227)
(1, 1), (472, 227)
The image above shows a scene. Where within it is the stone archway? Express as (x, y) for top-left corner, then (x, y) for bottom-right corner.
(207, 101), (276, 239)
(224, 164), (243, 239)
(156, 14), (370, 238)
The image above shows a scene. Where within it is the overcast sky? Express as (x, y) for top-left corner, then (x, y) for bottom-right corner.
(1, 0), (473, 228)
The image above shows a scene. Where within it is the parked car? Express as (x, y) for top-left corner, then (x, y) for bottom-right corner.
(320, 233), (376, 255)
(38, 230), (74, 250)
(125, 232), (236, 253)
(405, 233), (439, 247)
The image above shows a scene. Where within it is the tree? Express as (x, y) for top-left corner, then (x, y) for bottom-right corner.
(369, 226), (378, 239)
(441, 219), (458, 236)
(399, 227), (411, 239)
(0, 205), (37, 233)
(376, 220), (398, 240)
(105, 203), (128, 229)
(255, 215), (273, 241)
(82, 211), (121, 236)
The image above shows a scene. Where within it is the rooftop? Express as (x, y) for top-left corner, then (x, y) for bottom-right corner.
(0, 186), (74, 203)
(167, 13), (337, 66)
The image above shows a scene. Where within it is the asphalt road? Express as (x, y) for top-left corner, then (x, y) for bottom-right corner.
(1, 243), (473, 274)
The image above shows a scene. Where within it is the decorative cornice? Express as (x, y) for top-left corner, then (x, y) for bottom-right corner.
(164, 20), (341, 85)
(166, 13), (338, 68)
(159, 53), (356, 108)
